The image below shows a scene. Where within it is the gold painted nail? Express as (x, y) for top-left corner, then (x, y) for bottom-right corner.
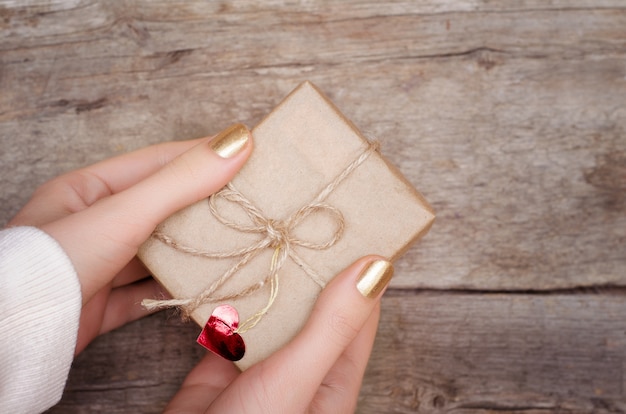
(209, 123), (250, 158)
(356, 259), (394, 299)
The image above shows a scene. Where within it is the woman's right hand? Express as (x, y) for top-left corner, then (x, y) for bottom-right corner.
(165, 256), (392, 414)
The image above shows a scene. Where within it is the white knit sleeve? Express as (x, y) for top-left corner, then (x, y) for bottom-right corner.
(0, 226), (81, 414)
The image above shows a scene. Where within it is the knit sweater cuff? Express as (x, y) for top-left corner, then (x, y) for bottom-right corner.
(0, 226), (81, 413)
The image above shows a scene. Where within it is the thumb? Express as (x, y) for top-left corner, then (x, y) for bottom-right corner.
(43, 123), (253, 303)
(211, 256), (393, 413)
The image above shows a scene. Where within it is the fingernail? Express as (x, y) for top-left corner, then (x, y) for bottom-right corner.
(209, 123), (250, 158)
(356, 259), (394, 299)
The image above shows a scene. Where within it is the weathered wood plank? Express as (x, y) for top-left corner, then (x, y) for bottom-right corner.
(1, 2), (625, 412)
(48, 292), (626, 413)
(359, 291), (626, 413)
(1, 2), (624, 290)
(47, 313), (202, 414)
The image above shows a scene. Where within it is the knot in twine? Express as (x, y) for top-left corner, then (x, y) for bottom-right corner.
(266, 220), (287, 247)
(143, 141), (379, 333)
(210, 186), (345, 258)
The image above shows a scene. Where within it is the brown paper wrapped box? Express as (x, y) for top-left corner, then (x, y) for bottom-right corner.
(138, 81), (434, 370)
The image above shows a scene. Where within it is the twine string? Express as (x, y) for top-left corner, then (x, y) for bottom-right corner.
(235, 246), (282, 333)
(142, 141), (379, 330)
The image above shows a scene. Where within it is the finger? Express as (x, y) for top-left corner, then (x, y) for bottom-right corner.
(112, 258), (150, 288)
(99, 278), (168, 335)
(164, 352), (240, 413)
(42, 124), (253, 304)
(75, 287), (111, 355)
(72, 138), (205, 197)
(75, 278), (168, 355)
(211, 256), (393, 413)
(313, 304), (381, 413)
(112, 124), (252, 233)
(8, 139), (203, 227)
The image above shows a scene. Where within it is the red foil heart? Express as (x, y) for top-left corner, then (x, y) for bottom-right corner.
(197, 304), (246, 361)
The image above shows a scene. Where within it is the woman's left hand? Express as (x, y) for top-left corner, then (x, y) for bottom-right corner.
(8, 124), (253, 354)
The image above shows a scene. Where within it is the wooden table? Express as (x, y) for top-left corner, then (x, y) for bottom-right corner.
(1, 1), (625, 412)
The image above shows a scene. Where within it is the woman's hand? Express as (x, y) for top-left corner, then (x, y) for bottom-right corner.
(165, 256), (393, 414)
(7, 124), (252, 354)
(7, 121), (389, 413)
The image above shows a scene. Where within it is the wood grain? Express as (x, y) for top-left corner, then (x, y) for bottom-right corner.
(1, 1), (624, 291)
(48, 292), (626, 413)
(0, 1), (625, 412)
(360, 292), (626, 413)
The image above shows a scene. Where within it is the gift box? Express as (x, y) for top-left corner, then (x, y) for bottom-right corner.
(138, 81), (434, 370)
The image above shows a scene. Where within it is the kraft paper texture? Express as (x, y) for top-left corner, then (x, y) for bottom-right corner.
(139, 81), (435, 370)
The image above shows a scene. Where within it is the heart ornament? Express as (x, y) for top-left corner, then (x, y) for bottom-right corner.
(197, 304), (246, 361)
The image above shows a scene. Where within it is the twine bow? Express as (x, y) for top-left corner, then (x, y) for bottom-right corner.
(143, 141), (379, 332)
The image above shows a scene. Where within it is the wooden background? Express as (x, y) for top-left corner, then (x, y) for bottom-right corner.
(1, 0), (625, 412)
